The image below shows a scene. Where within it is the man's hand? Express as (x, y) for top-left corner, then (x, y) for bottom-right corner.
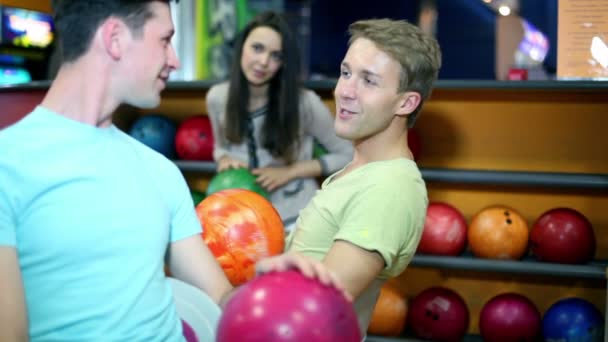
(251, 166), (294, 192)
(256, 251), (352, 301)
(216, 156), (247, 172)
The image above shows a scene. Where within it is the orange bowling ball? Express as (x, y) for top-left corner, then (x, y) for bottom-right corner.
(368, 284), (408, 336)
(468, 206), (529, 260)
(196, 188), (285, 285)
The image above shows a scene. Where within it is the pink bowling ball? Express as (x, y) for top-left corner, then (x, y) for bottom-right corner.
(217, 270), (361, 342)
(479, 293), (541, 342)
(181, 319), (198, 342)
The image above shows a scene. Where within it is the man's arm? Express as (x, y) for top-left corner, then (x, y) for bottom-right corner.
(166, 235), (234, 307)
(167, 235), (353, 307)
(0, 246), (28, 342)
(322, 240), (385, 299)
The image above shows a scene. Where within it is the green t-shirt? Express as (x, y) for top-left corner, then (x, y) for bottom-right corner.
(286, 158), (428, 335)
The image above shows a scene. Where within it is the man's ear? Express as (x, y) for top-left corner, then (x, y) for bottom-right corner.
(395, 91), (422, 117)
(100, 17), (128, 60)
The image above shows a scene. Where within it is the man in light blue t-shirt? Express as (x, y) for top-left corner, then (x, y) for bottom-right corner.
(0, 1), (345, 341)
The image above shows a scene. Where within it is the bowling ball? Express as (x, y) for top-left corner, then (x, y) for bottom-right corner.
(417, 202), (468, 256)
(542, 297), (603, 342)
(368, 283), (408, 336)
(129, 114), (176, 158)
(190, 190), (205, 207)
(175, 115), (214, 161)
(196, 189), (284, 286)
(408, 287), (470, 342)
(479, 293), (541, 342)
(312, 138), (328, 159)
(468, 206), (529, 260)
(530, 208), (596, 264)
(217, 269), (361, 342)
(408, 128), (422, 160)
(206, 168), (268, 199)
(181, 319), (198, 342)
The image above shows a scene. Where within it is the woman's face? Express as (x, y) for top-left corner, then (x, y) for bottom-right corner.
(240, 26), (283, 86)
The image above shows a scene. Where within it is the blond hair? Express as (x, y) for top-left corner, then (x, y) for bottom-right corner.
(348, 18), (442, 127)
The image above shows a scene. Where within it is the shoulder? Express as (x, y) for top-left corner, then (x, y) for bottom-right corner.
(117, 129), (183, 177)
(298, 88), (331, 118)
(0, 109), (45, 156)
(299, 88), (324, 104)
(206, 81), (230, 102)
(359, 160), (424, 194)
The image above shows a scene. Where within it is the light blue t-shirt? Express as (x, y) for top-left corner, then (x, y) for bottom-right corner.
(0, 106), (202, 341)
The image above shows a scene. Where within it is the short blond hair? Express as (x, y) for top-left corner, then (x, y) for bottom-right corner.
(348, 18), (442, 127)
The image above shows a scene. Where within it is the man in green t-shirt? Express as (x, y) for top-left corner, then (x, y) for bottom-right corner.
(286, 18), (442, 337)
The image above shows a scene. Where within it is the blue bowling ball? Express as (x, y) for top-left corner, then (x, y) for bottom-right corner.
(542, 297), (603, 342)
(129, 114), (177, 158)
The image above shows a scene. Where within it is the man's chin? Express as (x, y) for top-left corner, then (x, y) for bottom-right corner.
(334, 124), (354, 141)
(128, 95), (161, 109)
(335, 130), (355, 141)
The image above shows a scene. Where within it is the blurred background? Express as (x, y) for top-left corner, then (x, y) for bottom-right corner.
(0, 0), (559, 84)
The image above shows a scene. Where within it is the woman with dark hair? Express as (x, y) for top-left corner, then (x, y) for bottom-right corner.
(206, 11), (352, 231)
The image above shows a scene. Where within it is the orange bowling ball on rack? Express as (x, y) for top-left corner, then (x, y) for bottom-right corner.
(195, 189), (285, 286)
(468, 205), (529, 260)
(368, 283), (408, 336)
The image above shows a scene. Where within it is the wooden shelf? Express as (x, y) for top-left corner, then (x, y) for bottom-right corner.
(173, 160), (216, 173)
(173, 161), (608, 191)
(411, 254), (608, 280)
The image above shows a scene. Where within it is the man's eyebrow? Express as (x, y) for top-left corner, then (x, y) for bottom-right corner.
(341, 62), (381, 78)
(361, 69), (381, 78)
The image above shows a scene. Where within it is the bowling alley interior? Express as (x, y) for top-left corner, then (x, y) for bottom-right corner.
(1, 0), (607, 341)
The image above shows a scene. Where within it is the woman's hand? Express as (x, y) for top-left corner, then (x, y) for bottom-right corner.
(216, 156), (248, 172)
(251, 166), (294, 192)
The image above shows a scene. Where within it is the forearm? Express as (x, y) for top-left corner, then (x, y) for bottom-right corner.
(0, 248), (29, 342)
(167, 236), (234, 306)
(287, 159), (323, 180)
(0, 325), (28, 342)
(322, 241), (385, 299)
(218, 286), (241, 309)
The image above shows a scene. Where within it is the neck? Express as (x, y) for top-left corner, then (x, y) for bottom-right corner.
(41, 58), (118, 127)
(351, 117), (412, 168)
(247, 82), (269, 111)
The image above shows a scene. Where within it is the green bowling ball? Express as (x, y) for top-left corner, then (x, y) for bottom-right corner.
(206, 168), (268, 198)
(312, 139), (328, 159)
(191, 190), (206, 207)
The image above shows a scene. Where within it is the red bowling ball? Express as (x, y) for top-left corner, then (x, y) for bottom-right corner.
(408, 287), (470, 342)
(217, 270), (361, 342)
(418, 202), (468, 256)
(175, 115), (214, 161)
(408, 128), (422, 160)
(530, 207), (596, 264)
(479, 293), (541, 342)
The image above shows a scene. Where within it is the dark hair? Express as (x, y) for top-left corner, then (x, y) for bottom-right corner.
(224, 11), (301, 163)
(51, 0), (177, 63)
